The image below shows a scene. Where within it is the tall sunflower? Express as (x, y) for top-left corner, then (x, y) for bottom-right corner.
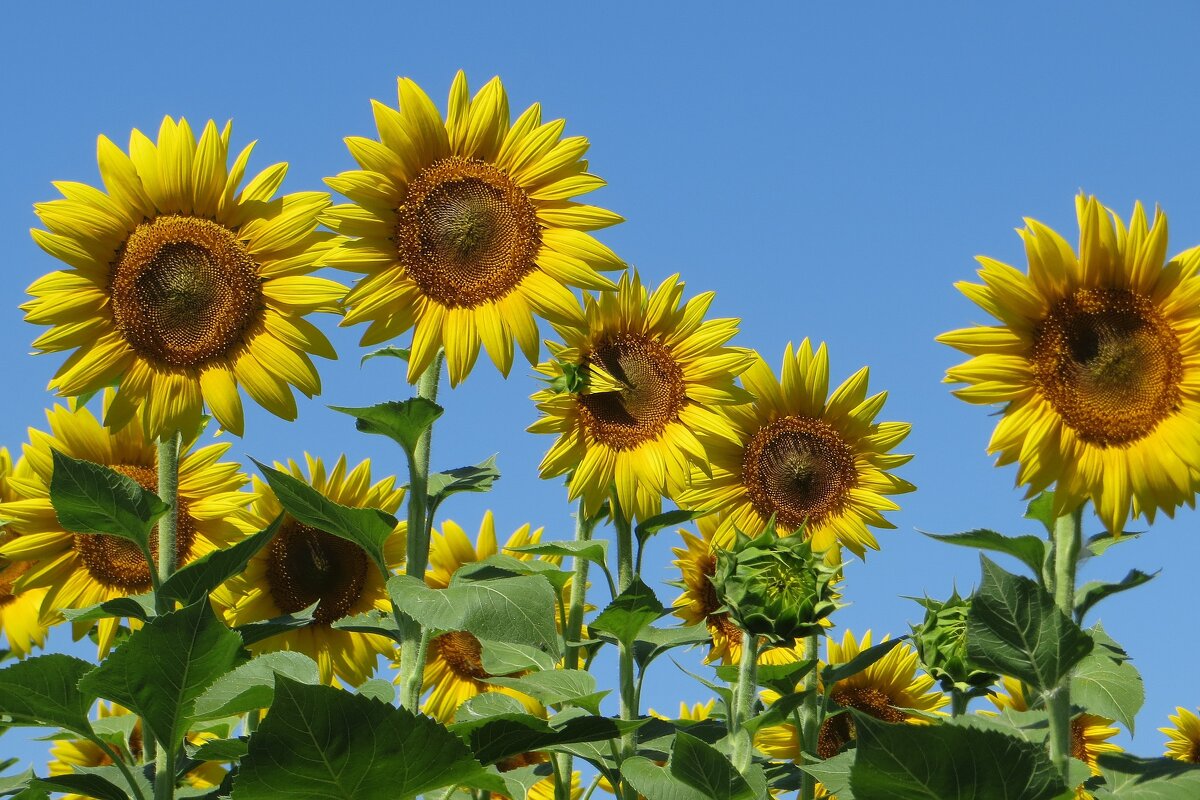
(322, 70), (625, 386)
(0, 396), (250, 655)
(24, 117), (343, 438)
(679, 341), (914, 558)
(0, 448), (48, 659)
(216, 454), (404, 686)
(940, 195), (1200, 533)
(1161, 706), (1200, 764)
(531, 272), (753, 521)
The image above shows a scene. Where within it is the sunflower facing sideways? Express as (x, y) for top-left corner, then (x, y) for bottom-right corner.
(679, 341), (914, 558)
(0, 448), (48, 659)
(531, 272), (754, 522)
(24, 117), (343, 438)
(216, 454), (404, 686)
(940, 195), (1200, 533)
(322, 70), (625, 386)
(0, 396), (251, 655)
(1161, 706), (1200, 764)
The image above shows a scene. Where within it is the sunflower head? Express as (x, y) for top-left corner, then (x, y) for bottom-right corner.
(1161, 706), (1200, 764)
(25, 117), (343, 439)
(940, 195), (1200, 533)
(910, 591), (998, 692)
(323, 70), (626, 386)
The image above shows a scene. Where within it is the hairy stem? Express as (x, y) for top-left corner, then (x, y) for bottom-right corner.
(611, 493), (637, 800)
(558, 503), (597, 798)
(154, 432), (181, 612)
(1046, 506), (1083, 782)
(797, 633), (821, 800)
(730, 629), (759, 773)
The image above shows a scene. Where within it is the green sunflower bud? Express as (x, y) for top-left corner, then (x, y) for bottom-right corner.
(910, 590), (998, 692)
(712, 528), (840, 643)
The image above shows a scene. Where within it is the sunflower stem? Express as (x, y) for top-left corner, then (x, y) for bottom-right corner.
(153, 741), (175, 800)
(797, 633), (821, 800)
(1046, 506), (1082, 782)
(611, 492), (638, 800)
(154, 432), (181, 614)
(559, 503), (597, 799)
(730, 629), (759, 773)
(950, 689), (970, 717)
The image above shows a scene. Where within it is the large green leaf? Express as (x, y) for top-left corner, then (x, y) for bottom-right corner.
(78, 600), (242, 749)
(329, 399), (442, 458)
(849, 713), (1066, 799)
(486, 669), (606, 715)
(49, 450), (167, 549)
(923, 528), (1045, 577)
(235, 604), (318, 646)
(61, 594), (155, 624)
(590, 578), (669, 646)
(193, 651), (320, 720)
(1094, 754), (1200, 798)
(450, 712), (637, 766)
(1075, 570), (1157, 623)
(159, 516), (282, 605)
(1071, 624), (1144, 732)
(331, 610), (401, 643)
(32, 767), (150, 800)
(507, 538), (609, 566)
(0, 655), (94, 734)
(233, 677), (501, 799)
(966, 556), (1093, 693)
(799, 751), (856, 800)
(669, 731), (755, 800)
(426, 456), (501, 513)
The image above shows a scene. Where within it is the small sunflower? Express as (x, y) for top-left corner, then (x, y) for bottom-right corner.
(24, 117), (343, 438)
(420, 512), (552, 721)
(940, 196), (1200, 533)
(530, 272), (753, 521)
(0, 449), (49, 659)
(679, 341), (914, 558)
(1161, 706), (1200, 764)
(0, 396), (250, 655)
(49, 702), (225, 797)
(988, 676), (1122, 775)
(322, 70), (625, 386)
(650, 699), (716, 722)
(217, 454), (404, 686)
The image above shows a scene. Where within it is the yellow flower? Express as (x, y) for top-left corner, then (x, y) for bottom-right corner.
(49, 702), (224, 797)
(1161, 706), (1200, 763)
(988, 676), (1121, 775)
(0, 396), (250, 655)
(24, 118), (343, 438)
(1, 448), (48, 659)
(530, 272), (753, 521)
(650, 699), (716, 721)
(940, 195), (1200, 533)
(679, 341), (914, 558)
(322, 70), (625, 386)
(217, 454), (404, 686)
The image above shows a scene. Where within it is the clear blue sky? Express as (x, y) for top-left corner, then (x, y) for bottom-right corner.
(2, 0), (1199, 770)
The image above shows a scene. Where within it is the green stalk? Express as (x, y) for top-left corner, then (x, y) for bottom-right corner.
(950, 690), (970, 717)
(730, 629), (759, 773)
(558, 503), (596, 800)
(611, 492), (637, 800)
(92, 738), (148, 800)
(1046, 506), (1082, 782)
(153, 432), (181, 800)
(153, 744), (175, 800)
(796, 633), (821, 800)
(397, 351), (445, 710)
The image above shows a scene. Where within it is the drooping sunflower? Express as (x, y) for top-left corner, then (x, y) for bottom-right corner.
(1, 448), (48, 659)
(322, 70), (625, 386)
(24, 117), (343, 438)
(679, 341), (914, 558)
(1161, 706), (1200, 763)
(49, 702), (225, 797)
(940, 195), (1200, 533)
(419, 512), (552, 721)
(216, 454), (404, 686)
(531, 272), (754, 521)
(0, 396), (251, 655)
(988, 676), (1122, 775)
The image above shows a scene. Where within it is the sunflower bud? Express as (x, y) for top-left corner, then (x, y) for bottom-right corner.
(712, 530), (840, 643)
(910, 591), (998, 691)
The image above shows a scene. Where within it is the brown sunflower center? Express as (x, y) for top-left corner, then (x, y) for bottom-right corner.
(434, 630), (489, 681)
(576, 335), (687, 450)
(265, 518), (370, 625)
(395, 157), (541, 309)
(0, 559), (31, 608)
(1032, 288), (1182, 447)
(1070, 718), (1089, 763)
(74, 465), (197, 592)
(742, 416), (858, 530)
(817, 687), (907, 758)
(110, 215), (263, 368)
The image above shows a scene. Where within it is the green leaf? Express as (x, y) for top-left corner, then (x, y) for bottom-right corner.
(631, 625), (716, 672)
(1085, 531), (1141, 559)
(798, 751), (856, 800)
(849, 713), (1066, 799)
(451, 712), (638, 766)
(0, 769), (35, 796)
(478, 638), (557, 674)
(331, 610), (401, 643)
(32, 771), (133, 800)
(821, 637), (905, 685)
(1025, 492), (1056, 536)
(426, 456), (501, 513)
(359, 346), (410, 366)
(160, 516), (282, 606)
(0, 654), (94, 733)
(49, 450), (167, 549)
(507, 538), (609, 566)
(1094, 754), (1200, 798)
(636, 510), (708, 548)
(486, 669), (606, 715)
(1075, 570), (1158, 622)
(233, 677), (501, 799)
(357, 679), (395, 704)
(189, 736), (248, 761)
(193, 651), (320, 720)
(387, 574), (560, 656)
(590, 578), (668, 646)
(61, 594), (156, 624)
(1072, 624), (1144, 732)
(967, 556), (1093, 693)
(79, 600), (243, 749)
(454, 691), (528, 721)
(234, 604), (318, 646)
(251, 459), (398, 575)
(923, 528), (1046, 577)
(669, 731), (755, 800)
(329, 399), (443, 458)
(497, 764), (554, 800)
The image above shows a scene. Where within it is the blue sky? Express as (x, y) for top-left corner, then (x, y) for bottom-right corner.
(3, 0), (1200, 770)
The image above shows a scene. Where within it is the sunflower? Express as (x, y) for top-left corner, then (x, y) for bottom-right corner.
(24, 117), (343, 438)
(530, 272), (753, 521)
(49, 702), (225, 797)
(650, 699), (716, 722)
(322, 70), (625, 386)
(1161, 706), (1200, 763)
(0, 396), (250, 655)
(679, 341), (914, 558)
(419, 512), (553, 721)
(939, 195), (1200, 533)
(216, 454), (404, 686)
(988, 676), (1121, 775)
(0, 449), (49, 659)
